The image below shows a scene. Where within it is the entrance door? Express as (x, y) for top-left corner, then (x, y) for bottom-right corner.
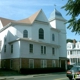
(61, 60), (65, 69)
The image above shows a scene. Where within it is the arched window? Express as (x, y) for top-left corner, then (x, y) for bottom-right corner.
(39, 28), (44, 39)
(23, 30), (28, 38)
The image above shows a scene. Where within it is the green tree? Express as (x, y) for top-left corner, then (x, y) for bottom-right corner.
(62, 0), (80, 34)
(66, 39), (77, 43)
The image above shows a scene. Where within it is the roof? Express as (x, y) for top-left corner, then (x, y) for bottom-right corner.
(0, 17), (14, 26)
(0, 9), (42, 26)
(17, 9), (41, 24)
(49, 8), (66, 21)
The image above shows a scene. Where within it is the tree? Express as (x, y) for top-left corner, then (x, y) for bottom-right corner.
(62, 0), (80, 34)
(66, 39), (77, 43)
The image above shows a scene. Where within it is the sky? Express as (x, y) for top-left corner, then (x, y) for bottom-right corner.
(0, 0), (80, 41)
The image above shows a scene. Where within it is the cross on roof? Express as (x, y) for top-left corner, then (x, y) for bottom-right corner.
(54, 4), (56, 8)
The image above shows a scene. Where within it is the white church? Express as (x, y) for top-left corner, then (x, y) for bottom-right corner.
(0, 8), (67, 71)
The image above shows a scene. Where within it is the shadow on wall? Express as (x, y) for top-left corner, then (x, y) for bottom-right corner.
(1, 30), (19, 69)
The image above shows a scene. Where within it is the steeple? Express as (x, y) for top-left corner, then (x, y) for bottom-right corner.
(49, 8), (66, 30)
(49, 8), (66, 22)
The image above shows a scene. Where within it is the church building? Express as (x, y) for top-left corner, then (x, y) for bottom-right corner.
(0, 8), (67, 71)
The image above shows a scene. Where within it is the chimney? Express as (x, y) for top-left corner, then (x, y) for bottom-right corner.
(73, 39), (76, 44)
(73, 39), (76, 48)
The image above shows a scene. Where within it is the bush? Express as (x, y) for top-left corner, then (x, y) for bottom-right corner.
(20, 67), (65, 74)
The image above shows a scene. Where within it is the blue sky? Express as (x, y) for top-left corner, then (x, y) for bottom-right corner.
(0, 0), (79, 41)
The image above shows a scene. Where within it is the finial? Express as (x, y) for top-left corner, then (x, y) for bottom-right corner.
(54, 4), (56, 9)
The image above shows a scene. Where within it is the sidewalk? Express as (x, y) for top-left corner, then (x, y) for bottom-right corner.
(0, 70), (65, 80)
(0, 75), (34, 80)
(0, 70), (34, 80)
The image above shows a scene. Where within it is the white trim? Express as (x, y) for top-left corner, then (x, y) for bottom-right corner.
(41, 60), (47, 68)
(20, 58), (21, 68)
(9, 38), (60, 48)
(52, 60), (56, 67)
(29, 59), (34, 68)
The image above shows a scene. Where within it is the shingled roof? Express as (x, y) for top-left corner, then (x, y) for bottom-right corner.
(0, 9), (41, 27)
(0, 17), (14, 26)
(17, 9), (41, 24)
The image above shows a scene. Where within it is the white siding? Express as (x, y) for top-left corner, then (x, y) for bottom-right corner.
(1, 41), (20, 59)
(20, 41), (59, 59)
(32, 22), (51, 43)
(15, 25), (32, 39)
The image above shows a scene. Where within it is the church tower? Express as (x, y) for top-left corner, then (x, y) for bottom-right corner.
(49, 8), (67, 69)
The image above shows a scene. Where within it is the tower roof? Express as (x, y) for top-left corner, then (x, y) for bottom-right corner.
(49, 8), (66, 21)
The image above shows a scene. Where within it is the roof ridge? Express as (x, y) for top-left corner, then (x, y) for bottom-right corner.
(28, 9), (42, 23)
(16, 9), (42, 24)
(0, 17), (14, 21)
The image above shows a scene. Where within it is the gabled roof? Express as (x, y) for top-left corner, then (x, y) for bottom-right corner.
(0, 9), (48, 27)
(17, 9), (41, 24)
(0, 17), (14, 26)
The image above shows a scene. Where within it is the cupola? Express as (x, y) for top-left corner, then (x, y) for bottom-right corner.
(49, 8), (66, 21)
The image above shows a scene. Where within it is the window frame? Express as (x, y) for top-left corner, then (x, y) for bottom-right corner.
(52, 47), (55, 55)
(4, 45), (6, 53)
(52, 60), (56, 67)
(11, 44), (13, 53)
(52, 34), (55, 41)
(41, 60), (47, 68)
(29, 44), (33, 53)
(29, 59), (34, 68)
(23, 30), (28, 38)
(39, 28), (44, 39)
(41, 46), (46, 54)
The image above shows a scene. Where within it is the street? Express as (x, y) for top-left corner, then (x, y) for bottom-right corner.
(16, 73), (69, 80)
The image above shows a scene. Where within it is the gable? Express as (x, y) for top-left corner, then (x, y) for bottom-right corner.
(35, 10), (48, 23)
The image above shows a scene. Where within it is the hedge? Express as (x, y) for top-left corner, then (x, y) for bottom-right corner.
(20, 67), (65, 74)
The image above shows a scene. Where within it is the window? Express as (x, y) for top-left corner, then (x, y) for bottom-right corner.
(11, 44), (13, 53)
(41, 46), (46, 54)
(70, 51), (72, 55)
(71, 58), (73, 63)
(41, 46), (43, 54)
(52, 60), (56, 67)
(4, 38), (6, 42)
(10, 59), (13, 69)
(41, 60), (47, 68)
(29, 44), (33, 53)
(4, 45), (6, 53)
(67, 45), (71, 48)
(52, 34), (55, 41)
(77, 45), (79, 48)
(39, 28), (44, 39)
(44, 46), (46, 54)
(29, 59), (34, 68)
(67, 51), (69, 55)
(52, 48), (55, 55)
(23, 30), (28, 38)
